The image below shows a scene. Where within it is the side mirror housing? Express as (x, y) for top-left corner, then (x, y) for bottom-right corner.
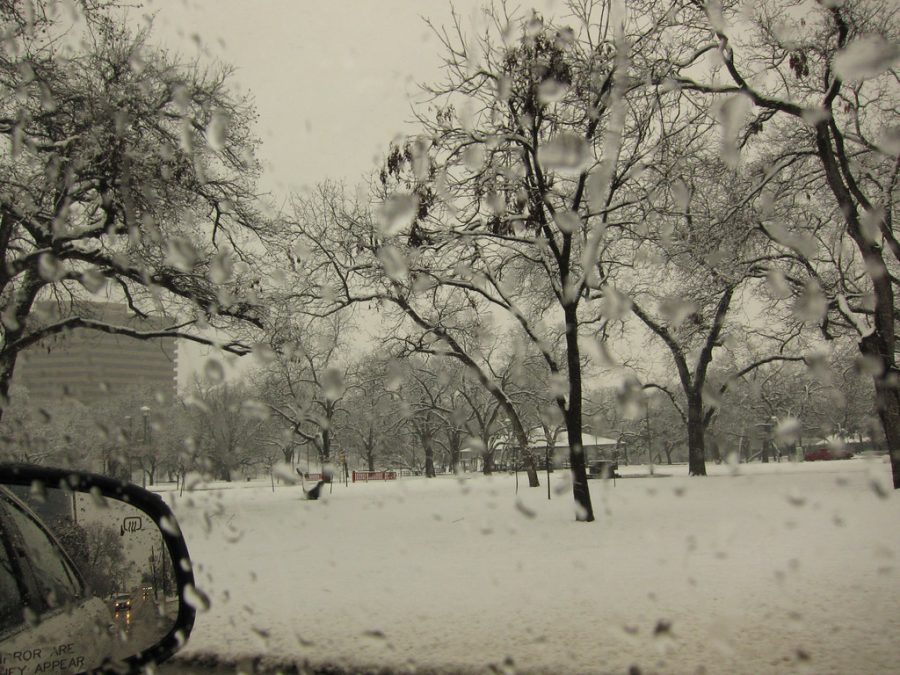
(0, 465), (196, 673)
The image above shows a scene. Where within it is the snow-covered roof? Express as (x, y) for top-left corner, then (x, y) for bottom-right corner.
(495, 431), (619, 449)
(809, 435), (872, 447)
(530, 432), (619, 449)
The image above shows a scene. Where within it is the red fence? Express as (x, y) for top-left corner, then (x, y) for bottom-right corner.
(300, 472), (330, 482)
(352, 471), (398, 483)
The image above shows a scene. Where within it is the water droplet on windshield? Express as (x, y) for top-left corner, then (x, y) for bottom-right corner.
(869, 478), (890, 499)
(89, 487), (108, 508)
(654, 619), (672, 636)
(539, 133), (589, 173)
(514, 499), (536, 518)
(322, 368), (346, 401)
(206, 108), (228, 151)
(463, 144), (486, 171)
(204, 359), (225, 384)
(538, 79), (569, 103)
(160, 515), (181, 536)
(164, 238), (200, 272)
(209, 250), (234, 284)
(28, 480), (47, 502)
(555, 210), (581, 234)
(295, 631), (315, 647)
(377, 194), (419, 237)
(183, 584), (211, 612)
(833, 35), (900, 81)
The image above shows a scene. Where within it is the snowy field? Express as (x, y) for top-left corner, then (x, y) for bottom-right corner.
(159, 459), (899, 674)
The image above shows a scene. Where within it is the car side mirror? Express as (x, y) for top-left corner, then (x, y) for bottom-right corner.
(0, 465), (196, 673)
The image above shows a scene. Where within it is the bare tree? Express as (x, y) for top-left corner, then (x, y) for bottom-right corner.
(397, 357), (458, 478)
(620, 150), (809, 474)
(341, 355), (408, 472)
(260, 312), (352, 468)
(271, 182), (542, 488)
(271, 0), (710, 520)
(670, 0), (900, 486)
(0, 2), (267, 422)
(367, 1), (733, 518)
(184, 378), (266, 481)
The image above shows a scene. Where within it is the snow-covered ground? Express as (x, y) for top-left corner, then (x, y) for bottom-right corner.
(161, 458), (899, 674)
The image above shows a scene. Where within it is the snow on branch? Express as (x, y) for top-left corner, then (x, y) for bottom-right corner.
(6, 316), (253, 357)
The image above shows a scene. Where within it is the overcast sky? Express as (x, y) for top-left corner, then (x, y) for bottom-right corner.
(143, 0), (559, 197)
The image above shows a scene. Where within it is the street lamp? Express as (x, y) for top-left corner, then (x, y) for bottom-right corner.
(123, 415), (133, 480)
(141, 405), (151, 488)
(770, 415), (779, 462)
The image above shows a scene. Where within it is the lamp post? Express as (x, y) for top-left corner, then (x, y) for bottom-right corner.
(141, 405), (150, 488)
(757, 416), (777, 463)
(124, 415), (133, 482)
(771, 415), (779, 462)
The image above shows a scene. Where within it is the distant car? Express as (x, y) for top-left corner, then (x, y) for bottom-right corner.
(113, 593), (132, 611)
(587, 460), (620, 478)
(804, 447), (854, 461)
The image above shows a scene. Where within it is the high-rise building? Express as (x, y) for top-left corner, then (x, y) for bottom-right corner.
(13, 302), (178, 402)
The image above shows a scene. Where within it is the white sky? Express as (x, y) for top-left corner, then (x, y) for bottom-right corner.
(142, 0), (560, 196)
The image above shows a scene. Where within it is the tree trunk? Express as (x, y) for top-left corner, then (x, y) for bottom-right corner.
(686, 391), (707, 476)
(565, 411), (593, 521)
(522, 451), (539, 488)
(506, 403), (540, 487)
(564, 304), (594, 522)
(424, 434), (436, 478)
(0, 275), (42, 427)
(663, 444), (674, 465)
(365, 428), (376, 471)
(860, 334), (900, 488)
(814, 124), (899, 488)
(482, 451), (494, 475)
(322, 429), (331, 464)
(0, 353), (20, 427)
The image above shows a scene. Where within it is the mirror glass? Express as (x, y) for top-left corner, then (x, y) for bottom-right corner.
(0, 484), (178, 673)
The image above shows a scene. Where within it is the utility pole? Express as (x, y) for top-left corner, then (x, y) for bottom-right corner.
(141, 405), (151, 488)
(546, 444), (551, 500)
(124, 415), (133, 482)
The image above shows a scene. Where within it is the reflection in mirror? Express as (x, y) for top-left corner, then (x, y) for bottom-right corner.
(0, 484), (178, 673)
